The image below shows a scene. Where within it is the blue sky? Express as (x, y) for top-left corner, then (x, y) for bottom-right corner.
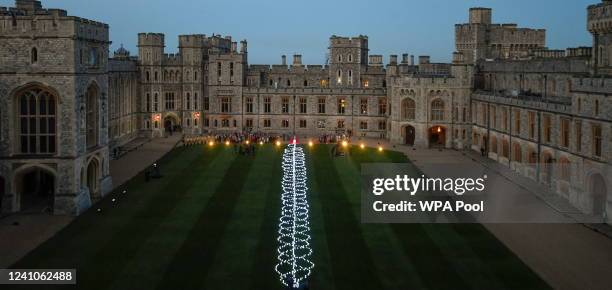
(1, 0), (596, 64)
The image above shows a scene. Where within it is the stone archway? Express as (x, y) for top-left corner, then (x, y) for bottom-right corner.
(15, 167), (55, 213)
(87, 158), (101, 201)
(429, 126), (446, 148)
(164, 114), (180, 133)
(590, 173), (608, 219)
(404, 125), (415, 146)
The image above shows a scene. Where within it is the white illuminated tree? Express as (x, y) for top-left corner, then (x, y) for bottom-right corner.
(275, 143), (314, 288)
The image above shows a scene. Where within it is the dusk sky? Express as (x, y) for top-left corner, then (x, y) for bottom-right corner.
(1, 0), (596, 64)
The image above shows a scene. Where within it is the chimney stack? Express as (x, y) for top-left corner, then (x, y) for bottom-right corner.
(293, 54), (302, 66)
(281, 55), (287, 66)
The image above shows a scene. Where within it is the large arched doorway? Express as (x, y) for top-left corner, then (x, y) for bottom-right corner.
(87, 159), (100, 201)
(404, 125), (415, 146)
(164, 115), (180, 134)
(590, 173), (607, 219)
(15, 168), (55, 213)
(429, 126), (446, 148)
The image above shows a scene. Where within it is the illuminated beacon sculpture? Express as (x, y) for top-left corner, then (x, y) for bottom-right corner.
(275, 138), (314, 288)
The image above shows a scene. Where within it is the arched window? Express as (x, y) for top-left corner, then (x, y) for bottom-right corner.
(348, 54), (353, 62)
(86, 85), (99, 148)
(501, 140), (510, 158)
(401, 98), (416, 120)
(431, 99), (445, 121)
(18, 87), (57, 154)
(31, 47), (38, 64)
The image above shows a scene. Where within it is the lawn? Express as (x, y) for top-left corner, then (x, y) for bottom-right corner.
(11, 144), (549, 290)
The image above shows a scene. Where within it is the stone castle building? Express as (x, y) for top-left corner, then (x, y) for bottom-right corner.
(0, 0), (610, 224)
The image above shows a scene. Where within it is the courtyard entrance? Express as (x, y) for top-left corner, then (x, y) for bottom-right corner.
(87, 159), (101, 201)
(591, 173), (608, 220)
(164, 115), (180, 134)
(15, 168), (55, 213)
(429, 126), (446, 148)
(404, 125), (415, 146)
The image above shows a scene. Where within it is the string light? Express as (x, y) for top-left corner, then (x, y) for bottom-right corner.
(275, 144), (314, 289)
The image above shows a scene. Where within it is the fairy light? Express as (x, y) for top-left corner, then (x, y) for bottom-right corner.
(275, 143), (314, 288)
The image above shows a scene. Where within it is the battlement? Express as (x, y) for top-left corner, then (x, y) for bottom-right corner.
(163, 53), (181, 64)
(179, 34), (207, 48)
(588, 0), (612, 33)
(469, 7), (492, 25)
(329, 35), (368, 48)
(0, 4), (108, 42)
(247, 64), (328, 74)
(138, 33), (165, 47)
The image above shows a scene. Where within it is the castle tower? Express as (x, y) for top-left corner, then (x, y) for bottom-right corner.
(328, 35), (369, 88)
(15, 0), (42, 12)
(588, 0), (612, 76)
(469, 7), (492, 25)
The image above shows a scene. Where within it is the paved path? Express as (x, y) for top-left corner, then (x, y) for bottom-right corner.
(358, 138), (612, 290)
(110, 134), (182, 189)
(0, 135), (182, 268)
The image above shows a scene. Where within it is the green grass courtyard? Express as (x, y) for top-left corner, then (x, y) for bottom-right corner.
(11, 144), (549, 290)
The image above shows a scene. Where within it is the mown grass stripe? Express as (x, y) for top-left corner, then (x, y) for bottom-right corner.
(73, 147), (215, 290)
(350, 146), (471, 290)
(155, 152), (255, 290)
(338, 148), (426, 289)
(310, 146), (384, 290)
(11, 146), (205, 272)
(107, 148), (237, 290)
(202, 146), (283, 289)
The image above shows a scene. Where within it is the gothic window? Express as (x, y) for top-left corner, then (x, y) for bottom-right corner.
(299, 120), (307, 128)
(221, 97), (231, 113)
(337, 98), (346, 114)
(431, 99), (445, 121)
(264, 97), (271, 113)
(300, 98), (307, 114)
(153, 93), (159, 111)
(378, 98), (387, 115)
(282, 97), (290, 113)
(360, 98), (368, 115)
(31, 47), (38, 64)
(246, 97), (254, 113)
(18, 87), (57, 154)
(401, 98), (416, 120)
(204, 97), (210, 111)
(348, 70), (353, 85)
(186, 93), (191, 110)
(348, 54), (353, 62)
(592, 124), (602, 157)
(318, 97), (326, 114)
(165, 93), (176, 110)
(86, 85), (99, 148)
(282, 120), (290, 128)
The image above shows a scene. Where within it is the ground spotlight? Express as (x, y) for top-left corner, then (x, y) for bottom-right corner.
(260, 141), (264, 145)
(208, 141), (214, 147)
(308, 141), (314, 147)
(378, 146), (384, 152)
(360, 143), (365, 149)
(225, 140), (230, 146)
(276, 140), (282, 147)
(246, 140), (250, 145)
(342, 141), (348, 147)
